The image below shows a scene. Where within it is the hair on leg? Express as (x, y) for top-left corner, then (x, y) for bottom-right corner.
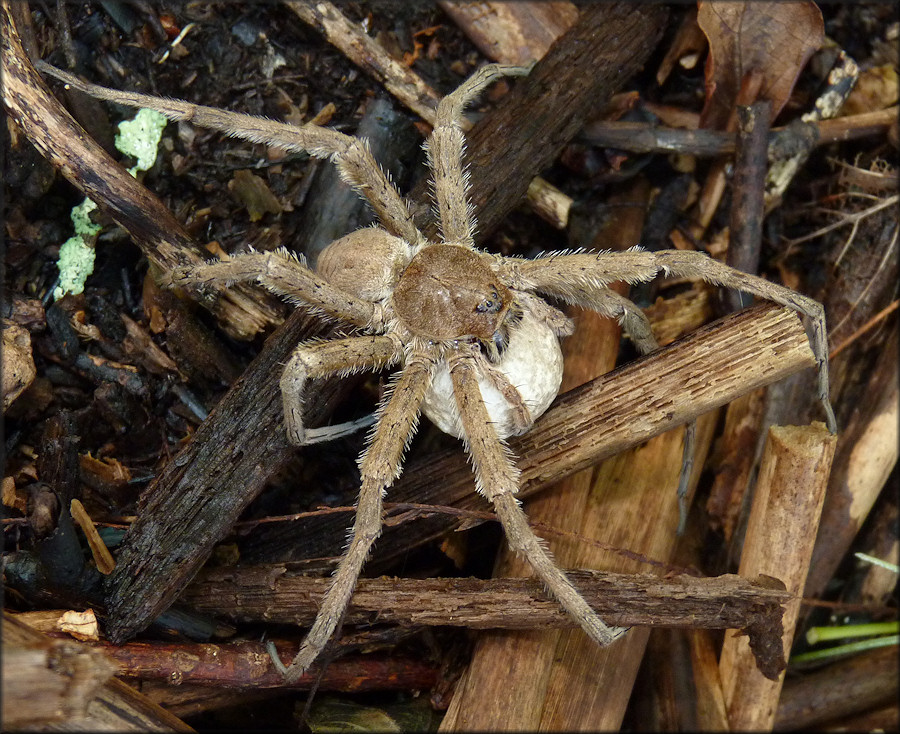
(426, 64), (531, 245)
(654, 249), (836, 433)
(37, 62), (423, 246)
(448, 345), (625, 646)
(166, 250), (380, 329)
(281, 334), (403, 445)
(269, 351), (436, 681)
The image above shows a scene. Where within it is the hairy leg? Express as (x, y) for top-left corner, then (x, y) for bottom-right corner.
(165, 249), (382, 330)
(560, 287), (698, 533)
(653, 250), (836, 433)
(503, 248), (836, 432)
(281, 334), (403, 445)
(449, 344), (625, 646)
(269, 351), (436, 682)
(37, 62), (424, 247)
(426, 63), (531, 245)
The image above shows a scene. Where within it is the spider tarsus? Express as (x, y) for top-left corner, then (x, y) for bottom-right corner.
(676, 422), (697, 536)
(297, 414), (377, 445)
(266, 640), (291, 678)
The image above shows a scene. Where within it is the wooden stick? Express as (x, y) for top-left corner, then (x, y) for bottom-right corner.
(774, 646), (899, 731)
(3, 612), (191, 732)
(688, 630), (731, 731)
(181, 569), (789, 641)
(719, 423), (837, 730)
(705, 388), (768, 542)
(437, 1), (578, 65)
(2, 614), (117, 729)
(724, 101), (771, 312)
(100, 640), (439, 691)
(805, 328), (899, 599)
(580, 106), (899, 155)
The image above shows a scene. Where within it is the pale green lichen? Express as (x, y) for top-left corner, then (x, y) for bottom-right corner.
(53, 198), (101, 299)
(55, 109), (167, 298)
(115, 108), (168, 174)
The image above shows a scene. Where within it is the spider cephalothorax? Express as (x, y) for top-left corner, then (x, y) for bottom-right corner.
(39, 61), (836, 683)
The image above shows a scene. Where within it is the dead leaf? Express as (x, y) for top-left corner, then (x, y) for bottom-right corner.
(2, 319), (36, 410)
(697, 1), (824, 129)
(842, 64), (899, 116)
(70, 499), (116, 575)
(227, 169), (284, 222)
(56, 608), (101, 641)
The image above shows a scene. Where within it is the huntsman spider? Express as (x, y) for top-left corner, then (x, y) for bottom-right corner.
(39, 61), (836, 682)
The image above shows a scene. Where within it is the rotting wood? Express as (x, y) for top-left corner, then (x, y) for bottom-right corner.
(774, 645), (899, 731)
(719, 423), (837, 728)
(580, 106), (898, 155)
(0, 2), (281, 341)
(3, 612), (192, 732)
(180, 569), (789, 648)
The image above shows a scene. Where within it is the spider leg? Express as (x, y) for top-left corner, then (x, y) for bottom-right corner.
(504, 249), (836, 433)
(448, 344), (626, 646)
(472, 351), (533, 435)
(165, 250), (381, 330)
(653, 250), (836, 434)
(567, 288), (698, 534)
(269, 351), (436, 682)
(426, 63), (531, 245)
(37, 62), (424, 247)
(281, 334), (403, 445)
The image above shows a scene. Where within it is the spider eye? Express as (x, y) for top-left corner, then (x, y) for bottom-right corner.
(475, 289), (502, 314)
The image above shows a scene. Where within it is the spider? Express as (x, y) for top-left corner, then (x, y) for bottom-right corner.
(40, 61), (836, 682)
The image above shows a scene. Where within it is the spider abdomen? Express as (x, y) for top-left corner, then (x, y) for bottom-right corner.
(422, 308), (564, 440)
(316, 227), (411, 302)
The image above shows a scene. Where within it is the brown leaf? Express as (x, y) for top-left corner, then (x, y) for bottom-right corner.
(2, 319), (36, 410)
(697, 1), (824, 129)
(57, 608), (101, 641)
(227, 169), (284, 222)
